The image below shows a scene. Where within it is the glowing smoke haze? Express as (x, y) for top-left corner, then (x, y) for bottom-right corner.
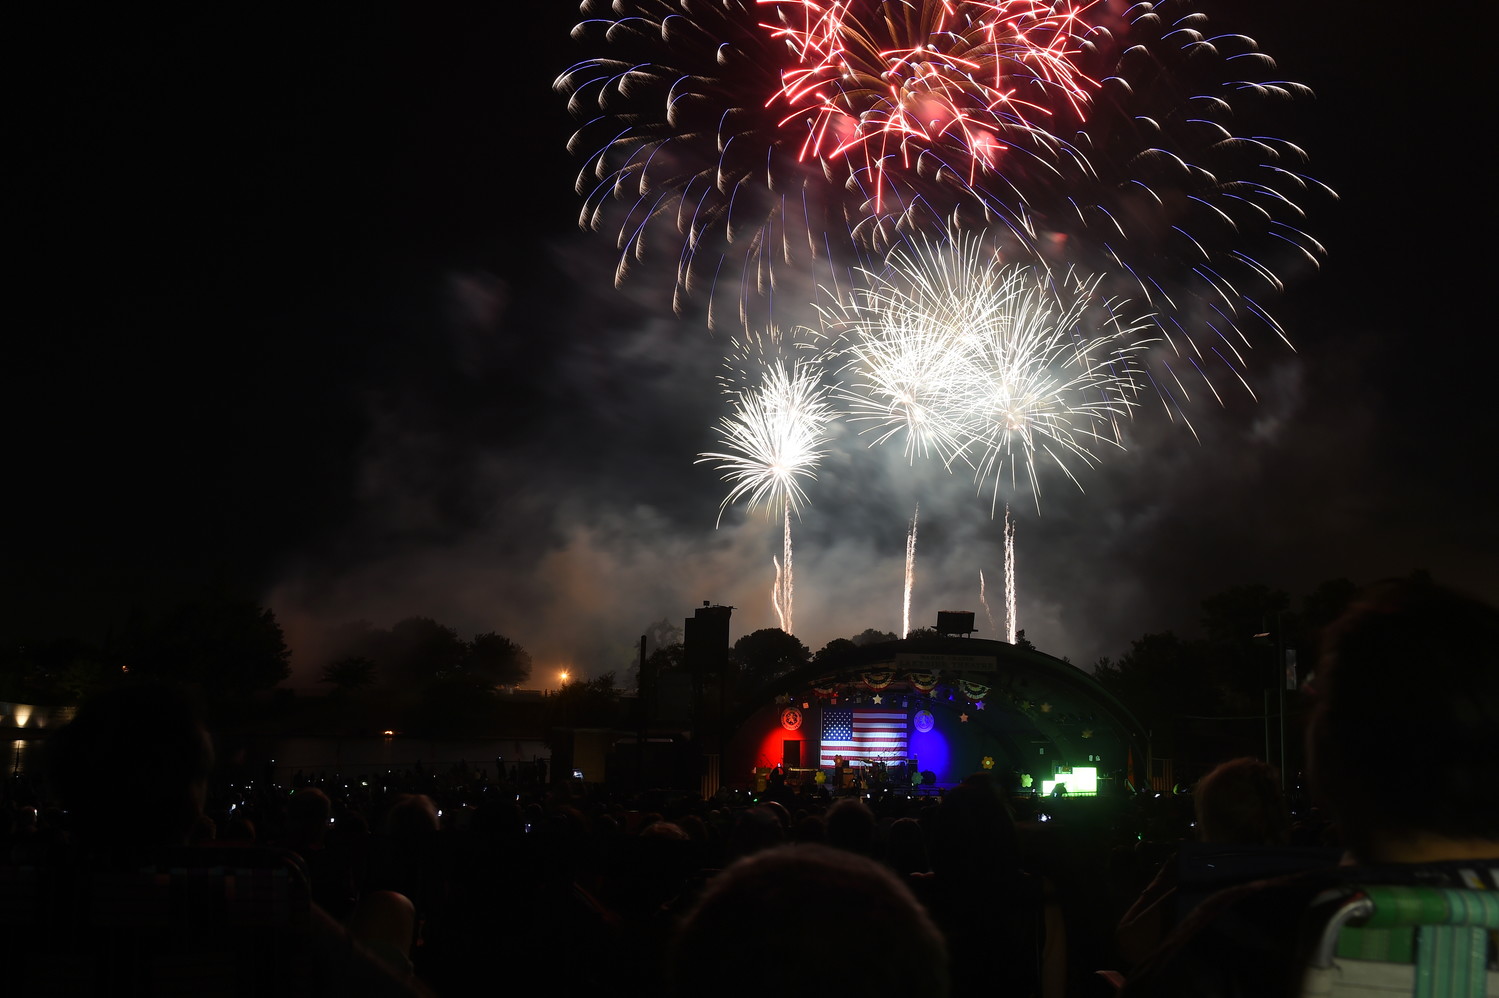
(259, 280), (1411, 689)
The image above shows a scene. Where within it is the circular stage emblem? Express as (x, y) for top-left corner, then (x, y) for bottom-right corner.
(914, 709), (934, 733)
(780, 707), (803, 731)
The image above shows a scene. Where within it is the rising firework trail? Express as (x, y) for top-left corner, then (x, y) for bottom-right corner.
(903, 504), (919, 637)
(1004, 504), (1017, 643)
(698, 347), (835, 634)
(819, 232), (1152, 509)
(980, 569), (996, 635)
(773, 502), (795, 633)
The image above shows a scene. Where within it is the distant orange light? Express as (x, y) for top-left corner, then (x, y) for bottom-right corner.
(383, 730), (395, 737)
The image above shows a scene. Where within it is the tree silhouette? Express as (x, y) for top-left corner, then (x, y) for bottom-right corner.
(642, 618), (683, 654)
(382, 617), (466, 688)
(814, 637), (859, 667)
(465, 631), (531, 687)
(732, 628), (810, 693)
(319, 656), (377, 693)
(625, 617), (686, 689)
(643, 641), (685, 677)
(322, 617), (531, 692)
(1200, 584), (1292, 645)
(0, 637), (114, 703)
(126, 594), (290, 698)
(551, 671), (622, 727)
(1093, 631), (1224, 756)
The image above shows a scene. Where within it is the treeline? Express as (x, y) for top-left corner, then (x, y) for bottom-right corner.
(1, 598), (534, 725)
(634, 622), (1045, 706)
(1087, 574), (1445, 766)
(640, 624), (928, 698)
(317, 617), (531, 693)
(3, 574), (1431, 745)
(1, 592), (291, 706)
(301, 616), (537, 736)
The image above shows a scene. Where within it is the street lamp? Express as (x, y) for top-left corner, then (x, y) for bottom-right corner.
(1253, 616), (1290, 788)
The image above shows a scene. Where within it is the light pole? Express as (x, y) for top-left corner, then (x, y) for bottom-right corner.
(1253, 613), (1289, 788)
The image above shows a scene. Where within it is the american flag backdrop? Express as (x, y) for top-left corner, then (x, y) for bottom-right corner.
(819, 708), (908, 767)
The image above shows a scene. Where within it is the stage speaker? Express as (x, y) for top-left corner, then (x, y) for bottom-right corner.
(937, 610), (975, 635)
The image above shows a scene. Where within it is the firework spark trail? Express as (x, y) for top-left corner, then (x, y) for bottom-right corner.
(781, 500), (794, 633)
(819, 232), (1153, 509)
(772, 550), (788, 631)
(698, 346), (834, 635)
(903, 504), (919, 637)
(1004, 503), (1017, 642)
(980, 569), (996, 635)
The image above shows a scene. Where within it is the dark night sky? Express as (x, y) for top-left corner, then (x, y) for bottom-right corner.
(10, 2), (1495, 686)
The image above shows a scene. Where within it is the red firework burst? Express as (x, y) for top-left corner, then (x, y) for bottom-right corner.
(759, 0), (1099, 210)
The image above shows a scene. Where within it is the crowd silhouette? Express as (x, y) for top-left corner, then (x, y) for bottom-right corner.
(2, 579), (1494, 996)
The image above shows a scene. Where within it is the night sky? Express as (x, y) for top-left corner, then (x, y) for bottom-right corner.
(10, 2), (1494, 687)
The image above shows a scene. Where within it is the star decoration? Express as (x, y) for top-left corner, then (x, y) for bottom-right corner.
(872, 694), (882, 704)
(1040, 702), (1052, 713)
(959, 713), (969, 723)
(975, 700), (985, 710)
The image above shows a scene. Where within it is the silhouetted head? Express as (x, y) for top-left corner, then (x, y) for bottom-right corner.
(348, 890), (417, 979)
(671, 844), (948, 998)
(383, 794), (439, 838)
(1308, 579), (1499, 862)
(287, 787), (333, 846)
(885, 816), (931, 876)
(46, 682), (213, 854)
(792, 812), (826, 844)
(825, 797), (876, 855)
(927, 772), (1019, 877)
(1193, 757), (1290, 846)
(726, 804), (786, 859)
